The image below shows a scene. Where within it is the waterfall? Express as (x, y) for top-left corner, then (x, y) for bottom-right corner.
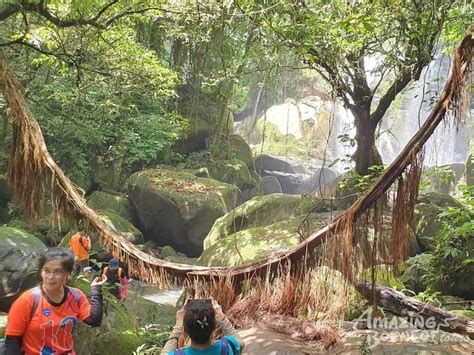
(377, 50), (470, 168)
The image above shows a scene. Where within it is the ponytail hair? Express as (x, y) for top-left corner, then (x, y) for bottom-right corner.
(183, 300), (216, 344)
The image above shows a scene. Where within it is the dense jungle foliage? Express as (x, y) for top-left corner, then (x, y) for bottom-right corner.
(0, 1), (472, 353)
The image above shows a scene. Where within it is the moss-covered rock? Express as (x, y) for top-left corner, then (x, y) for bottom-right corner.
(412, 192), (462, 251)
(183, 167), (211, 179)
(35, 215), (72, 235)
(229, 134), (255, 170)
(198, 216), (305, 266)
(203, 193), (304, 249)
(0, 227), (47, 312)
(160, 245), (178, 259)
(242, 98), (333, 162)
(207, 159), (261, 203)
(397, 254), (431, 293)
(87, 191), (134, 221)
(361, 265), (405, 290)
(207, 159), (259, 189)
(127, 167), (240, 257)
(423, 163), (465, 194)
(100, 209), (144, 244)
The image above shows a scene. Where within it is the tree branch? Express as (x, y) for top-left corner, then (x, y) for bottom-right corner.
(103, 7), (167, 27)
(91, 0), (119, 22)
(0, 3), (19, 22)
(370, 67), (413, 123)
(11, 1), (167, 29)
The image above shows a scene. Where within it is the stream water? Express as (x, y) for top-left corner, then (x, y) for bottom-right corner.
(128, 280), (182, 306)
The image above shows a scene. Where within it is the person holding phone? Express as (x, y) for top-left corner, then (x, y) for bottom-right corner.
(69, 227), (91, 271)
(161, 299), (244, 355)
(4, 248), (107, 355)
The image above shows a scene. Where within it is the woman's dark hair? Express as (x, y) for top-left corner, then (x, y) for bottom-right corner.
(183, 300), (216, 344)
(38, 247), (75, 274)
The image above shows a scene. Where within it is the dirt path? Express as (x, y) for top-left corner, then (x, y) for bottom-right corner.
(239, 327), (474, 354)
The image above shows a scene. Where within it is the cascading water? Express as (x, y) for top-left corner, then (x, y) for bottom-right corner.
(377, 50), (470, 168)
(239, 49), (470, 179)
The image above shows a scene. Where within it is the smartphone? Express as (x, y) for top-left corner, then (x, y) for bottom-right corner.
(186, 299), (212, 308)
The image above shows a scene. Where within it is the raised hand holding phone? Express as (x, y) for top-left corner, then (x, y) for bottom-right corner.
(91, 273), (107, 286)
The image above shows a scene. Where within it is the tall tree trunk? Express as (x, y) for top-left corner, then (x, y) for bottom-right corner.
(110, 104), (128, 190)
(352, 106), (383, 175)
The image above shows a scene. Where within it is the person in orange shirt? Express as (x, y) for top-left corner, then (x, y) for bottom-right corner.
(4, 248), (107, 355)
(69, 227), (91, 270)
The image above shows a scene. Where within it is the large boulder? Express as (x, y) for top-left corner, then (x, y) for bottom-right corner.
(198, 216), (305, 266)
(295, 167), (338, 195)
(0, 227), (47, 312)
(255, 154), (306, 175)
(432, 237), (474, 299)
(173, 85), (225, 154)
(33, 215), (72, 246)
(260, 170), (305, 194)
(397, 254), (431, 293)
(199, 211), (335, 267)
(207, 159), (261, 202)
(423, 163), (466, 194)
(203, 193), (303, 249)
(412, 192), (462, 251)
(127, 167), (240, 256)
(238, 97), (334, 167)
(229, 134), (255, 170)
(260, 176), (283, 195)
(87, 191), (134, 222)
(100, 209), (144, 245)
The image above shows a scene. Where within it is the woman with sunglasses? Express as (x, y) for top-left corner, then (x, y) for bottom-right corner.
(4, 247), (107, 355)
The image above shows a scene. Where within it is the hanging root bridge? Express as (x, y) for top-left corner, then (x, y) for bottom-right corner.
(0, 26), (472, 340)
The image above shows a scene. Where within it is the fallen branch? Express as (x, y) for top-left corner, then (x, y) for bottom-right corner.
(355, 282), (474, 340)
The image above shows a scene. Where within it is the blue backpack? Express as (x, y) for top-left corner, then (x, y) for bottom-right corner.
(175, 337), (235, 355)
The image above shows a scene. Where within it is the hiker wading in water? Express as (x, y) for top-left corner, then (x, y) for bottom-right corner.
(162, 299), (244, 355)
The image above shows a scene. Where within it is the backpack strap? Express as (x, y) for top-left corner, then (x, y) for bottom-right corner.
(30, 287), (41, 321)
(174, 348), (186, 355)
(66, 286), (82, 306)
(221, 336), (237, 355)
(220, 337), (229, 355)
(29, 286), (81, 323)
